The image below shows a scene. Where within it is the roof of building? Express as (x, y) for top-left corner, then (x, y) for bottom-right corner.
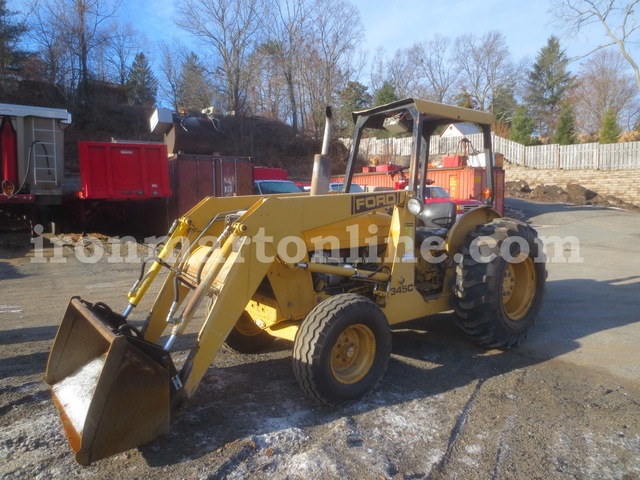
(441, 123), (482, 137)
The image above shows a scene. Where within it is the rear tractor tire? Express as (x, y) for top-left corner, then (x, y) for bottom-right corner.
(224, 310), (275, 354)
(452, 218), (546, 348)
(292, 293), (391, 406)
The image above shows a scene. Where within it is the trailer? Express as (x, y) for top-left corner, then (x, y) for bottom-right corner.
(0, 103), (71, 230)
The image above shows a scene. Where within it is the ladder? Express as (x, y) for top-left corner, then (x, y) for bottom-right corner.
(32, 118), (58, 185)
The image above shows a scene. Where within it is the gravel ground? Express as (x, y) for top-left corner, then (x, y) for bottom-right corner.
(1, 210), (639, 479)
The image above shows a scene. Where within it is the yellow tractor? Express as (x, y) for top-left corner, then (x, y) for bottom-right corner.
(44, 98), (546, 465)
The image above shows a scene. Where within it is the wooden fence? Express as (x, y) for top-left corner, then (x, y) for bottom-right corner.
(340, 134), (640, 170)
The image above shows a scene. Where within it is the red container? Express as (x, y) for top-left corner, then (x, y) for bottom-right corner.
(254, 166), (288, 180)
(443, 155), (464, 168)
(425, 167), (504, 215)
(79, 142), (171, 200)
(169, 154), (253, 217)
(332, 171), (402, 190)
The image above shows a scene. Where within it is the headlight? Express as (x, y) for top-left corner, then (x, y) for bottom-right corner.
(407, 197), (424, 216)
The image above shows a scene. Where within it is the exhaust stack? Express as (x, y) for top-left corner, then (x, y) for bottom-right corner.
(310, 106), (332, 195)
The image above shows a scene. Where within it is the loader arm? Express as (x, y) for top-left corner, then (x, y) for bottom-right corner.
(150, 192), (403, 398)
(132, 195), (269, 342)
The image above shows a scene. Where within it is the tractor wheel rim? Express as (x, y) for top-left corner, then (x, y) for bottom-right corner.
(502, 255), (537, 321)
(331, 324), (376, 384)
(235, 312), (263, 337)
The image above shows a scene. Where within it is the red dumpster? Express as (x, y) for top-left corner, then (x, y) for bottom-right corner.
(79, 142), (171, 200)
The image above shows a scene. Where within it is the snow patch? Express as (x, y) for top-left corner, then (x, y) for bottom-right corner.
(465, 444), (482, 455)
(254, 426), (310, 450)
(0, 305), (23, 314)
(51, 355), (105, 434)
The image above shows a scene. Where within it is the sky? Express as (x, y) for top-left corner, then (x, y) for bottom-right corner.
(352, 0), (587, 60)
(10, 0), (637, 79)
(112, 0), (616, 63)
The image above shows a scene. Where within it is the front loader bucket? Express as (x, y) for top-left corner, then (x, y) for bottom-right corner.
(44, 297), (177, 465)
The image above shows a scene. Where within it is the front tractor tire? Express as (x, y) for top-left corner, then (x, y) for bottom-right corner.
(452, 218), (546, 348)
(224, 310), (275, 353)
(292, 294), (391, 406)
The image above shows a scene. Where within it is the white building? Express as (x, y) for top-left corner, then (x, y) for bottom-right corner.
(440, 123), (481, 138)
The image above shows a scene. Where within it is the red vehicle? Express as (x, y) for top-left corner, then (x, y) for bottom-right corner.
(425, 185), (483, 215)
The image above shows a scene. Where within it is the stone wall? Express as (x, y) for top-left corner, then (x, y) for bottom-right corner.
(503, 162), (640, 206)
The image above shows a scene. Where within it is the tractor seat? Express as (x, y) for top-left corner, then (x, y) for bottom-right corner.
(415, 201), (457, 245)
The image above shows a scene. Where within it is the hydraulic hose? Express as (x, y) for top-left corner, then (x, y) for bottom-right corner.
(1, 140), (47, 198)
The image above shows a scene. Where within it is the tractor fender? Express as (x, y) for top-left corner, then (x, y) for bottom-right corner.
(446, 206), (502, 257)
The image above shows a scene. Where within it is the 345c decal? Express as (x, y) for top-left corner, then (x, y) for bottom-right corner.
(389, 284), (414, 295)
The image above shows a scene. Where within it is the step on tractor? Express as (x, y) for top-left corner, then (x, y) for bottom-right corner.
(44, 98), (546, 465)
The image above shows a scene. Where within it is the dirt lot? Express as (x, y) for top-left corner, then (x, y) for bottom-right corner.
(1, 201), (639, 479)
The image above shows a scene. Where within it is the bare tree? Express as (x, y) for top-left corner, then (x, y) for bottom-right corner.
(157, 40), (183, 111)
(409, 35), (458, 103)
(297, 44), (324, 135)
(370, 37), (456, 104)
(176, 0), (265, 114)
(399, 35), (457, 102)
(552, 0), (640, 90)
(369, 47), (387, 95)
(385, 47), (421, 98)
(26, 0), (121, 103)
(301, 0), (363, 136)
(24, 2), (73, 90)
(246, 43), (288, 120)
(263, 0), (307, 133)
(574, 49), (640, 133)
(91, 21), (143, 84)
(453, 31), (516, 113)
(105, 21), (146, 85)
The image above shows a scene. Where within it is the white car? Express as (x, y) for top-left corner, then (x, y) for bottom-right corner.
(329, 182), (364, 193)
(253, 180), (303, 195)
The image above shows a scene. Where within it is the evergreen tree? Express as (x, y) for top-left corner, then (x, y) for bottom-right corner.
(338, 81), (372, 137)
(509, 105), (536, 145)
(0, 0), (29, 76)
(524, 36), (573, 140)
(176, 53), (214, 113)
(453, 87), (478, 110)
(552, 102), (577, 145)
(373, 81), (397, 106)
(490, 81), (517, 123)
(599, 108), (621, 144)
(126, 52), (157, 107)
